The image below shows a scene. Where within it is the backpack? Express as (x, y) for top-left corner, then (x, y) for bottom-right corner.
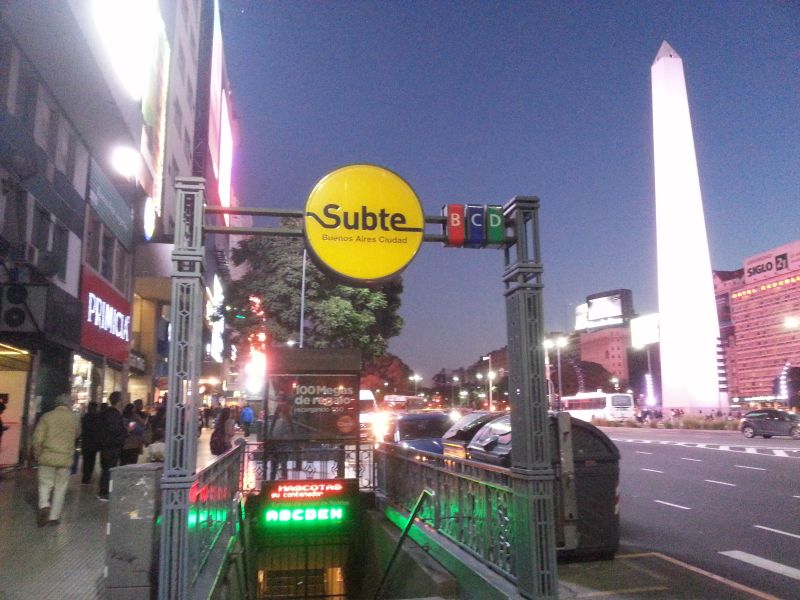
(210, 428), (227, 456)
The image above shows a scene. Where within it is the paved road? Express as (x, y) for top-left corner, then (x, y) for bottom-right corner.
(604, 426), (800, 600)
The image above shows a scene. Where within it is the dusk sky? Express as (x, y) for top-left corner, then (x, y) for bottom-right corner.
(220, 1), (798, 382)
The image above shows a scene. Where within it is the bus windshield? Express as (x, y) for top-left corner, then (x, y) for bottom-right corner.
(610, 394), (633, 407)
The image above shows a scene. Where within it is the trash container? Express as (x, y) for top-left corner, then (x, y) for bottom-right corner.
(552, 412), (620, 560)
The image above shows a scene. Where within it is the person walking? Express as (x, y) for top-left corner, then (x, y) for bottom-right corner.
(80, 401), (102, 484)
(31, 393), (80, 526)
(239, 403), (254, 437)
(210, 407), (235, 456)
(267, 396), (294, 480)
(120, 402), (146, 465)
(97, 391), (126, 501)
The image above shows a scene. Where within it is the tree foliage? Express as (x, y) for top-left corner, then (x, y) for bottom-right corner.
(360, 353), (413, 395)
(223, 219), (404, 361)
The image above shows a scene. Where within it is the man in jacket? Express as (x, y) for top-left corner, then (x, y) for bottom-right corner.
(31, 393), (80, 526)
(97, 391), (127, 501)
(239, 403), (254, 437)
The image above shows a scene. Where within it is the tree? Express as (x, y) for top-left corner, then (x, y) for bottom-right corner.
(224, 219), (404, 361)
(360, 353), (412, 396)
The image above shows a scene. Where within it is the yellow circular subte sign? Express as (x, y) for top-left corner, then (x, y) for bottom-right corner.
(304, 165), (424, 284)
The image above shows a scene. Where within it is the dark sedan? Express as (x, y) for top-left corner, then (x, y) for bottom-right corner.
(740, 409), (800, 439)
(387, 411), (454, 454)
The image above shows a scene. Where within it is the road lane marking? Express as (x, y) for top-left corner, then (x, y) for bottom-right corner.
(681, 457), (702, 462)
(641, 468), (663, 473)
(735, 464), (766, 470)
(745, 447), (758, 454)
(654, 500), (691, 510)
(635, 450), (653, 454)
(774, 450), (788, 457)
(754, 525), (800, 540)
(621, 552), (783, 600)
(705, 479), (736, 486)
(719, 550), (800, 581)
(793, 495), (800, 499)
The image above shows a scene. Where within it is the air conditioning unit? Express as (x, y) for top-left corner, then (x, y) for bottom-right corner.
(0, 284), (48, 333)
(9, 243), (37, 265)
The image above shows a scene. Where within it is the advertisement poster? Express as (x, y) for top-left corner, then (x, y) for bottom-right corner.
(268, 374), (359, 441)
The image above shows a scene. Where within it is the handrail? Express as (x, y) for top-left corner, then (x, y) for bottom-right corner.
(373, 487), (436, 600)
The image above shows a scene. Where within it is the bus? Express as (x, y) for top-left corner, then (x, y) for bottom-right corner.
(559, 392), (635, 423)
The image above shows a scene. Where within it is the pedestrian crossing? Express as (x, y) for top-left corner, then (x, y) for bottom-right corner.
(611, 437), (800, 458)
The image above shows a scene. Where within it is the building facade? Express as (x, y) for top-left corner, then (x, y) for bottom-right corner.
(0, 0), (241, 467)
(717, 241), (800, 407)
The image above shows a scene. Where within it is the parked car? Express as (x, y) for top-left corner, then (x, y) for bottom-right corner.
(385, 411), (454, 453)
(442, 411), (504, 460)
(739, 409), (800, 439)
(466, 414), (513, 466)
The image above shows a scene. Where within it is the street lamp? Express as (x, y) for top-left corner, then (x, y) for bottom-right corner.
(543, 336), (567, 410)
(610, 376), (620, 391)
(482, 355), (493, 410)
(409, 374), (422, 395)
(451, 375), (459, 405)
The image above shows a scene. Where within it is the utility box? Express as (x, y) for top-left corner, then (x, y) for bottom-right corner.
(106, 463), (162, 599)
(553, 414), (620, 560)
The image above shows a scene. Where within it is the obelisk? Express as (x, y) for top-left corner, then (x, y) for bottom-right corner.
(651, 41), (720, 412)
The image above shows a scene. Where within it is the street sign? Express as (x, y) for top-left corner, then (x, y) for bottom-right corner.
(304, 164), (425, 284)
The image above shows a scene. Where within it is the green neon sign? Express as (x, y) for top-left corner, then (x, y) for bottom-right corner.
(263, 506), (345, 525)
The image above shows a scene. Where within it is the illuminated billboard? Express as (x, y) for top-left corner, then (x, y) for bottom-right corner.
(576, 289), (633, 330)
(631, 313), (660, 348)
(218, 92), (233, 226)
(207, 0), (223, 178)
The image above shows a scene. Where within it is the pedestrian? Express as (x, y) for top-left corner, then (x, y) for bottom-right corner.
(97, 391), (127, 501)
(239, 403), (254, 437)
(267, 396), (294, 480)
(210, 407), (235, 455)
(120, 402), (146, 465)
(31, 392), (80, 526)
(80, 401), (102, 484)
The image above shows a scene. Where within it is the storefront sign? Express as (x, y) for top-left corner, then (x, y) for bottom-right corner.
(304, 164), (424, 284)
(80, 268), (131, 364)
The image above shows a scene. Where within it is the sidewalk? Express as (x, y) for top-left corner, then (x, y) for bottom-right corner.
(0, 428), (222, 600)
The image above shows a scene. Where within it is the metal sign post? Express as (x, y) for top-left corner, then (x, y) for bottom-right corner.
(503, 196), (558, 598)
(159, 177), (205, 600)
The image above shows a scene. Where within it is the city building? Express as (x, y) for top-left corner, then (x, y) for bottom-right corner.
(0, 2), (143, 464)
(716, 241), (800, 408)
(0, 0), (241, 467)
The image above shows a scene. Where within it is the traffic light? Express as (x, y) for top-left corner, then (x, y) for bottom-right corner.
(0, 284), (47, 333)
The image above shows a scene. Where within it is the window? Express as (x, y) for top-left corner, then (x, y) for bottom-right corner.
(16, 67), (37, 129)
(184, 126), (192, 164)
(52, 224), (68, 280)
(85, 212), (101, 269)
(0, 32), (12, 111)
(1, 182), (27, 243)
(100, 232), (114, 281)
(114, 244), (128, 294)
(32, 207), (50, 250)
